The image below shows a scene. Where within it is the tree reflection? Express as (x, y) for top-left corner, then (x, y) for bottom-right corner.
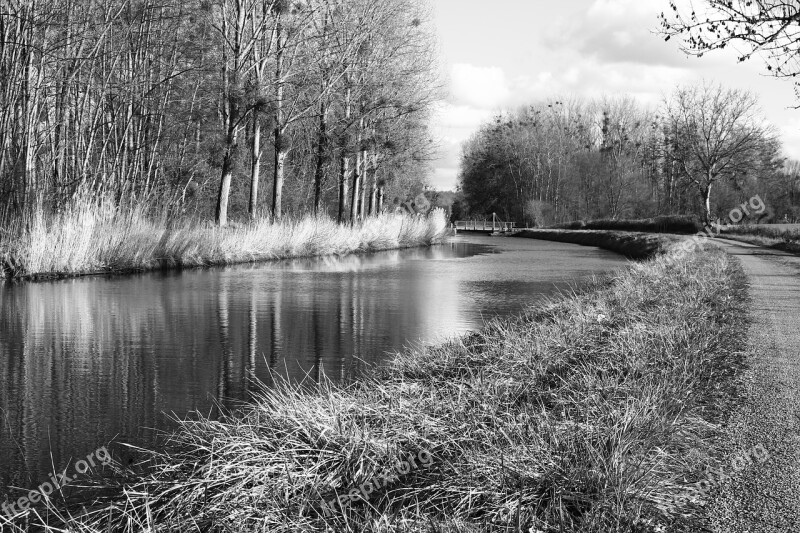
(0, 242), (513, 496)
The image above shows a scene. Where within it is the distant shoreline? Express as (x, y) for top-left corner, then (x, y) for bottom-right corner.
(0, 211), (450, 283)
(514, 228), (679, 259)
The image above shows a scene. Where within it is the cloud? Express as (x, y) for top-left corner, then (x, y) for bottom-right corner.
(780, 118), (800, 161)
(430, 100), (500, 190)
(431, 167), (459, 190)
(506, 60), (689, 107)
(587, 0), (653, 20)
(449, 63), (510, 109)
(429, 64), (511, 190)
(436, 103), (495, 130)
(542, 0), (713, 70)
(430, 101), (498, 171)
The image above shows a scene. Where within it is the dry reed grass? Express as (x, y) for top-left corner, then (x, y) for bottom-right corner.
(0, 199), (449, 280)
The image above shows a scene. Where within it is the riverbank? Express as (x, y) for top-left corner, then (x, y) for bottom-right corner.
(553, 214), (702, 234)
(715, 224), (800, 255)
(6, 237), (748, 532)
(514, 228), (682, 259)
(0, 207), (449, 281)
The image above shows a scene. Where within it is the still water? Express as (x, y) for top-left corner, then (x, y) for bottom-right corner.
(0, 236), (626, 496)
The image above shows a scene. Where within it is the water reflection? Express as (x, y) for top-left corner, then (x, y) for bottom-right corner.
(0, 237), (625, 495)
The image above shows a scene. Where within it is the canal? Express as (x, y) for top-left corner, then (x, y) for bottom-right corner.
(0, 235), (627, 495)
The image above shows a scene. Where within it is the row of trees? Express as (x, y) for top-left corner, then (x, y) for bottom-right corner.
(0, 0), (438, 225)
(458, 83), (797, 226)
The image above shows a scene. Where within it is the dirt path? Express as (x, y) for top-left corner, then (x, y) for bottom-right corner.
(705, 239), (800, 532)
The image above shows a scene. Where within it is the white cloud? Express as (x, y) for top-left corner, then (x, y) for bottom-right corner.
(430, 102), (494, 190)
(586, 0), (623, 19)
(450, 63), (510, 109)
(508, 60), (689, 106)
(587, 0), (653, 20)
(780, 119), (800, 161)
(563, 68), (581, 86)
(431, 167), (459, 190)
(544, 0), (709, 70)
(435, 103), (494, 131)
(613, 31), (633, 47)
(586, 0), (622, 16)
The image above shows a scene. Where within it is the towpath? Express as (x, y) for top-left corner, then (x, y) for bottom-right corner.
(706, 239), (800, 532)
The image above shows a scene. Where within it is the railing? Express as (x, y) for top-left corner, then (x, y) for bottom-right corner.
(454, 214), (517, 233)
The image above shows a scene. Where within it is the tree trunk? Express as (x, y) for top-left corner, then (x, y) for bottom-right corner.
(349, 149), (361, 223)
(271, 16), (285, 220)
(338, 153), (349, 223)
(249, 110), (261, 219)
(215, 3), (243, 226)
(216, 121), (237, 227)
(338, 83), (352, 223)
(313, 99), (327, 215)
(703, 181), (713, 226)
(367, 152), (378, 216)
(368, 184), (377, 216)
(216, 144), (235, 226)
(359, 148), (368, 219)
(273, 147), (286, 220)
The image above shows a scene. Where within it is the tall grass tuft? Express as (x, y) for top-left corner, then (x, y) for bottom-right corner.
(3, 240), (748, 532)
(0, 198), (449, 280)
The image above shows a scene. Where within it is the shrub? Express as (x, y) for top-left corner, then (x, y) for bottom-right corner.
(554, 215), (703, 234)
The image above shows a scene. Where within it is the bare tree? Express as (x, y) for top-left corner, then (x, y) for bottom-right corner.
(663, 83), (779, 224)
(247, 0), (281, 220)
(597, 97), (652, 219)
(212, 0), (255, 226)
(0, 0), (439, 226)
(268, 0), (345, 220)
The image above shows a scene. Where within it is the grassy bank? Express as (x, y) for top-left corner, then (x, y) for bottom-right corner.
(515, 229), (682, 259)
(7, 240), (748, 532)
(0, 203), (449, 281)
(553, 215), (702, 235)
(717, 224), (800, 254)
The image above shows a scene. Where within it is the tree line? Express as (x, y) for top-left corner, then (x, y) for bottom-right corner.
(458, 83), (799, 226)
(0, 0), (438, 226)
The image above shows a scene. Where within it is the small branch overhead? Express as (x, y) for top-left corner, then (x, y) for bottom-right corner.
(660, 0), (800, 106)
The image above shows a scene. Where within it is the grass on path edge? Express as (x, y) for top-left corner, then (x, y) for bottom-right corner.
(717, 225), (800, 255)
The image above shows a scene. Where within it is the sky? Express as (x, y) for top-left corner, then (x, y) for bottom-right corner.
(429, 0), (800, 191)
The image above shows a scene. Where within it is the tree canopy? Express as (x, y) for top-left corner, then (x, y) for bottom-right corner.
(0, 0), (440, 225)
(458, 86), (787, 226)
